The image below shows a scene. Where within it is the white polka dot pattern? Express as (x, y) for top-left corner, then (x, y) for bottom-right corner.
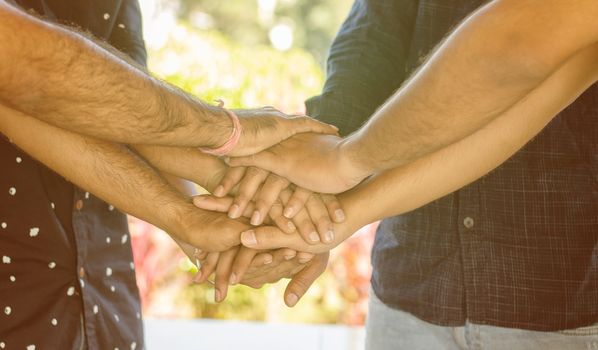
(66, 286), (75, 296)
(29, 227), (40, 237)
(2, 256), (10, 264)
(8, 187), (15, 195)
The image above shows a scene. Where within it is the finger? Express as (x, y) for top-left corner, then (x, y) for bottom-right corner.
(292, 208), (320, 244)
(252, 174), (290, 226)
(283, 187), (312, 219)
(305, 194), (335, 244)
(296, 251), (315, 264)
(269, 248), (297, 264)
(215, 167), (246, 197)
(230, 247), (259, 285)
(242, 249), (299, 284)
(284, 253), (329, 307)
(283, 116), (339, 136)
(195, 252), (219, 284)
(228, 167), (268, 219)
(193, 195), (234, 213)
(268, 202), (296, 234)
(193, 195), (255, 218)
(214, 248), (239, 303)
(241, 226), (322, 252)
(248, 251), (274, 267)
(320, 194), (345, 223)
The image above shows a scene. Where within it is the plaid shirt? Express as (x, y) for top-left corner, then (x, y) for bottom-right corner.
(306, 0), (598, 331)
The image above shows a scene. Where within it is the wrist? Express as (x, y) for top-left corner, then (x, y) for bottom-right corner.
(338, 136), (375, 184)
(198, 104), (234, 149)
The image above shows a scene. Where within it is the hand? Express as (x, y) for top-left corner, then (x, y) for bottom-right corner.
(210, 165), (345, 231)
(196, 245), (329, 307)
(227, 133), (369, 193)
(231, 107), (339, 157)
(194, 186), (342, 245)
(242, 251), (330, 307)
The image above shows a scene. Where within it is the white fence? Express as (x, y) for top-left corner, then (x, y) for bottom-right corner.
(144, 319), (365, 350)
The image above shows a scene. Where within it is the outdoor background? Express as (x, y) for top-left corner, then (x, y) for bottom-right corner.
(131, 0), (377, 326)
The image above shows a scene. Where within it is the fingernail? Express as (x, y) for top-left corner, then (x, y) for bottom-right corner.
(215, 289), (222, 303)
(283, 207), (294, 219)
(286, 293), (298, 307)
(263, 255), (273, 265)
(228, 204), (240, 219)
(324, 230), (334, 243)
(287, 221), (296, 232)
(241, 230), (257, 247)
(250, 211), (261, 226)
(335, 209), (346, 222)
(194, 271), (202, 283)
(214, 185), (225, 197)
(284, 252), (296, 260)
(229, 273), (237, 285)
(298, 256), (312, 264)
(309, 231), (320, 243)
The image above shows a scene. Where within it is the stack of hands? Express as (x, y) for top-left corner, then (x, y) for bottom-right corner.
(131, 107), (369, 308)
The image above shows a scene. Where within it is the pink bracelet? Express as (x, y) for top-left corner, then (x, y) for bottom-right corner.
(199, 100), (243, 156)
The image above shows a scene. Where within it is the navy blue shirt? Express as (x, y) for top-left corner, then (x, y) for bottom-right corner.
(307, 0), (598, 331)
(1, 1), (146, 349)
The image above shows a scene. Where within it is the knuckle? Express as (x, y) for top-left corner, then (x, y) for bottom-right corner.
(291, 278), (310, 291)
(246, 166), (262, 177)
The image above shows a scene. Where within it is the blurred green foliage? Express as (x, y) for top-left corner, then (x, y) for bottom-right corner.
(157, 0), (353, 64)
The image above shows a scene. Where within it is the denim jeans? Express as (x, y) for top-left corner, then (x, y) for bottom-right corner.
(365, 288), (598, 350)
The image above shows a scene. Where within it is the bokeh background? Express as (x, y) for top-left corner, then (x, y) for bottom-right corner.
(131, 0), (376, 326)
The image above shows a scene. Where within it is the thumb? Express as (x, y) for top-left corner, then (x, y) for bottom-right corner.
(285, 116), (339, 136)
(240, 226), (310, 252)
(284, 253), (329, 307)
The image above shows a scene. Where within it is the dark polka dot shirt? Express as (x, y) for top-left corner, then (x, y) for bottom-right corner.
(1, 1), (147, 349)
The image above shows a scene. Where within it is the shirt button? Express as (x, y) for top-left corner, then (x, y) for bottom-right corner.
(75, 200), (84, 210)
(463, 217), (475, 229)
(79, 267), (85, 278)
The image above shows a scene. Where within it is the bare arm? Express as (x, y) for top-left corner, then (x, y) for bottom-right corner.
(239, 43), (598, 252)
(0, 3), (336, 155)
(230, 0), (598, 191)
(0, 105), (246, 252)
(342, 0), (598, 175)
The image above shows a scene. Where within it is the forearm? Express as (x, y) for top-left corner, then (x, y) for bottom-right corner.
(132, 145), (227, 193)
(342, 0), (598, 176)
(0, 104), (199, 239)
(0, 2), (230, 148)
(339, 44), (598, 231)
